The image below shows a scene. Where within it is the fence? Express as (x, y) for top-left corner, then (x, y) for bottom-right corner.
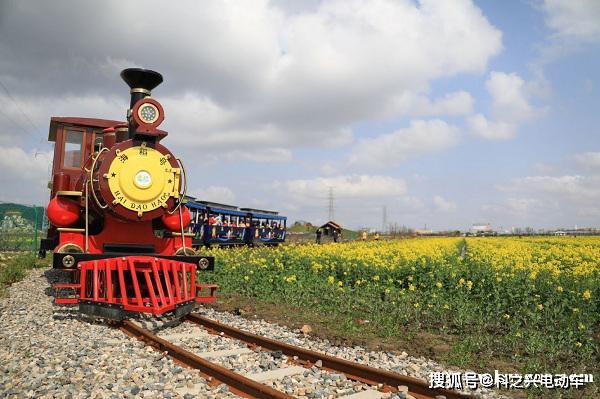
(0, 231), (41, 252)
(0, 203), (46, 253)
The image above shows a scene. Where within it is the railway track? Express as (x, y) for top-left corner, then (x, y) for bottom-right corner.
(119, 314), (468, 399)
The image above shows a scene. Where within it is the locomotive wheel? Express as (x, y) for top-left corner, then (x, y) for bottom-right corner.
(84, 270), (107, 299)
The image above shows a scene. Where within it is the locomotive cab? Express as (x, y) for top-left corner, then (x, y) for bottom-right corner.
(40, 118), (124, 255)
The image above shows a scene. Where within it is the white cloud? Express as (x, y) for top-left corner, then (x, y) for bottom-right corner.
(467, 114), (516, 140)
(192, 186), (236, 204)
(383, 91), (474, 118)
(532, 162), (556, 174)
(280, 174), (407, 199)
(319, 162), (339, 176)
(0, 0), (502, 153)
(0, 93), (123, 146)
(0, 147), (52, 204)
(468, 71), (538, 140)
(542, 0), (600, 43)
(505, 198), (546, 215)
(574, 152), (600, 170)
(486, 72), (535, 121)
(499, 175), (600, 198)
(497, 175), (600, 220)
(433, 195), (456, 212)
(348, 119), (459, 168)
(223, 148), (292, 163)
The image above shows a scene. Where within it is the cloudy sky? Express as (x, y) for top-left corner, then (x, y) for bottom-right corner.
(0, 0), (599, 230)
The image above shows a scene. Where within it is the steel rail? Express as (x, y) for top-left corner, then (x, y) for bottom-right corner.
(119, 320), (292, 399)
(187, 313), (469, 399)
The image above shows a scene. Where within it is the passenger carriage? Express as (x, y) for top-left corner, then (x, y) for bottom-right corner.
(185, 200), (287, 247)
(240, 208), (287, 245)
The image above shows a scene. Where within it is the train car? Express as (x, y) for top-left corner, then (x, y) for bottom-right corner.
(185, 200), (287, 247)
(240, 208), (287, 245)
(41, 68), (217, 320)
(187, 200), (251, 246)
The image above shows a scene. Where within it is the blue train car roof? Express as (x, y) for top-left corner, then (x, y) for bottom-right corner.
(186, 201), (286, 219)
(197, 200), (239, 210)
(212, 208), (248, 217)
(186, 202), (206, 210)
(252, 213), (287, 221)
(239, 207), (279, 215)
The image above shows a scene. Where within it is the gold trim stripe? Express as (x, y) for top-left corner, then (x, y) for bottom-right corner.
(57, 227), (85, 233)
(131, 88), (151, 95)
(167, 232), (195, 237)
(56, 190), (83, 197)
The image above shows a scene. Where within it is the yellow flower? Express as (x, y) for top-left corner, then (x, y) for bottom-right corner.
(337, 281), (343, 287)
(529, 271), (537, 280)
(408, 276), (413, 281)
(244, 276), (249, 281)
(408, 284), (416, 291)
(582, 289), (591, 300)
(443, 304), (450, 309)
(575, 342), (582, 348)
(327, 276), (335, 284)
(414, 303), (420, 308)
(458, 278), (465, 286)
(578, 323), (585, 330)
(537, 304), (544, 310)
(435, 282), (443, 289)
(557, 286), (563, 293)
(466, 280), (473, 290)
(503, 314), (510, 320)
(572, 308), (579, 313)
(373, 275), (380, 281)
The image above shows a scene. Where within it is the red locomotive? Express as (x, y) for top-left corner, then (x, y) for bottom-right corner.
(42, 68), (217, 320)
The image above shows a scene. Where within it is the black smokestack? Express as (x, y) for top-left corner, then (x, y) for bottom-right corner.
(120, 68), (163, 139)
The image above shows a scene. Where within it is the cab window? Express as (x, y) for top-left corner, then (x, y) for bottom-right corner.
(94, 133), (103, 152)
(63, 130), (83, 168)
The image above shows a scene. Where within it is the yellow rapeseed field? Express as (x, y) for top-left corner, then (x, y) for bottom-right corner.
(205, 236), (599, 373)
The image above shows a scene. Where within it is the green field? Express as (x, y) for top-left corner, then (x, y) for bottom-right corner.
(202, 237), (599, 398)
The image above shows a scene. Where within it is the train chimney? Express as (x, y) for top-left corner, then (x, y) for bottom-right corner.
(120, 68), (163, 139)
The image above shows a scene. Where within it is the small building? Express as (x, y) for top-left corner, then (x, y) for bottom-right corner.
(318, 221), (342, 242)
(554, 230), (567, 236)
(470, 223), (497, 236)
(415, 228), (433, 236)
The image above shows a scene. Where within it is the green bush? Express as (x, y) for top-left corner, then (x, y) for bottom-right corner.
(0, 253), (47, 295)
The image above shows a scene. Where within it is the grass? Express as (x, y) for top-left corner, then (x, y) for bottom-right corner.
(0, 252), (47, 296)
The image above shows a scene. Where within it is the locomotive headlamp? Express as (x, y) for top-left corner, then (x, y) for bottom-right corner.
(138, 103), (159, 124)
(131, 97), (165, 133)
(134, 170), (152, 189)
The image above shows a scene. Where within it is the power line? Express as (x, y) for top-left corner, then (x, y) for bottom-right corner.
(0, 78), (41, 133)
(327, 186), (335, 221)
(0, 106), (32, 138)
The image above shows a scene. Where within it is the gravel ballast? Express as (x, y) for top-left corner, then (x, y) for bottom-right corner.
(0, 267), (235, 399)
(0, 265), (510, 398)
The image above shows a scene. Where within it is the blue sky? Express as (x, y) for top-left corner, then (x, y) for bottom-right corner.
(0, 0), (599, 231)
